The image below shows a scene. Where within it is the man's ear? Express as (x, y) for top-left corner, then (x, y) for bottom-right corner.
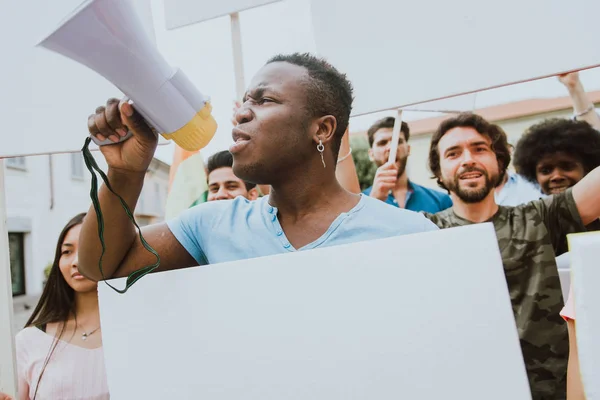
(247, 187), (259, 200)
(368, 148), (375, 162)
(407, 144), (411, 156)
(312, 115), (337, 147)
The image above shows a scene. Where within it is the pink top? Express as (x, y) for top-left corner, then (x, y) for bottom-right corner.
(560, 287), (575, 321)
(16, 327), (109, 400)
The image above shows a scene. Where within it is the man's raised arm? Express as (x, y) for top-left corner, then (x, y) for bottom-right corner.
(78, 98), (196, 281)
(559, 72), (600, 130)
(572, 165), (600, 226)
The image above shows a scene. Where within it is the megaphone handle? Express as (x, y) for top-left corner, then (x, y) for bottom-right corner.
(89, 98), (157, 146)
(90, 130), (134, 146)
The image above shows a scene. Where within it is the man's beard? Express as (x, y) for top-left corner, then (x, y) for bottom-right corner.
(376, 156), (408, 178)
(396, 156), (408, 178)
(443, 166), (498, 203)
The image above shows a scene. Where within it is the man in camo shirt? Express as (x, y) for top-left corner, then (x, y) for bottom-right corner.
(424, 112), (600, 400)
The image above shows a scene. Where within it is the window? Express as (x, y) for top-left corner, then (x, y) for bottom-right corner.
(71, 153), (84, 180)
(6, 157), (26, 170)
(9, 233), (25, 296)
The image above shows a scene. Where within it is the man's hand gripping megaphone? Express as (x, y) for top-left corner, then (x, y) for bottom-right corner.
(87, 97), (159, 175)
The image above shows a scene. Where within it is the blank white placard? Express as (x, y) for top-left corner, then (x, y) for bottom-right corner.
(98, 223), (531, 400)
(1, 0), (156, 158)
(164, 0), (282, 29)
(309, 0), (600, 116)
(568, 232), (600, 399)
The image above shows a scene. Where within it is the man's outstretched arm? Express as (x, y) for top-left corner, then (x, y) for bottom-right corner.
(572, 165), (600, 226)
(78, 98), (196, 281)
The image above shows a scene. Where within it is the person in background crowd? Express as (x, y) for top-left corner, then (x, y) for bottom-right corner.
(513, 117), (600, 233)
(12, 213), (108, 400)
(363, 117), (452, 212)
(423, 112), (600, 400)
(513, 74), (600, 237)
(206, 150), (259, 201)
(493, 72), (600, 207)
(513, 72), (600, 202)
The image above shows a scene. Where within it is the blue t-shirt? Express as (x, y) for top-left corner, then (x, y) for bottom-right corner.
(362, 181), (452, 213)
(167, 194), (438, 265)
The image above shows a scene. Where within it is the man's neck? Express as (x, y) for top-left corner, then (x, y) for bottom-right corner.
(269, 160), (358, 220)
(451, 191), (499, 223)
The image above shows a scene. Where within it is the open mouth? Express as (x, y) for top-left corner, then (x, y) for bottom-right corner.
(459, 171), (483, 180)
(230, 129), (251, 154)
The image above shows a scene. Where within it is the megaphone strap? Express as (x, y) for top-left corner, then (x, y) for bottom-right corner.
(82, 137), (160, 294)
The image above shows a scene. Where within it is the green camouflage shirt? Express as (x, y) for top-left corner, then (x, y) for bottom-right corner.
(425, 188), (586, 400)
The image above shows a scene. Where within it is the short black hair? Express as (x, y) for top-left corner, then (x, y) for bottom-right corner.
(266, 53), (354, 158)
(206, 150), (256, 190)
(367, 117), (410, 147)
(429, 112), (512, 190)
(513, 118), (600, 183)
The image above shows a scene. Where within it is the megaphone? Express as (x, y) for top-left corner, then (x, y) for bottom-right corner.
(37, 0), (217, 151)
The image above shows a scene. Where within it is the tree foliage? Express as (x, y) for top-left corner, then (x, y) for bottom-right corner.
(350, 136), (377, 191)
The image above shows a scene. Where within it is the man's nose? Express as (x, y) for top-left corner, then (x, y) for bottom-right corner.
(549, 170), (565, 182)
(460, 150), (475, 165)
(234, 103), (253, 125)
(216, 187), (232, 200)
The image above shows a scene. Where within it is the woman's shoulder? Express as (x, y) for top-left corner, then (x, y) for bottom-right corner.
(16, 326), (45, 344)
(15, 326), (47, 363)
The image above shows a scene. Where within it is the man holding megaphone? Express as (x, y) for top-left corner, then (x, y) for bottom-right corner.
(78, 53), (438, 284)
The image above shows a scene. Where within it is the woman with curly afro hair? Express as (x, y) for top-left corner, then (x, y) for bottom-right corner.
(513, 118), (600, 196)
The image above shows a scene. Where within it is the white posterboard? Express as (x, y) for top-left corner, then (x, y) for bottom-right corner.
(98, 224), (532, 399)
(164, 0), (282, 29)
(569, 232), (600, 399)
(309, 0), (600, 116)
(0, 0), (156, 158)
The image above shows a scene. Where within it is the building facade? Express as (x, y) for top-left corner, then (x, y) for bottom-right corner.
(5, 151), (170, 299)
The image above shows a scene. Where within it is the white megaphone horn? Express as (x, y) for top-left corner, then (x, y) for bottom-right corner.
(37, 0), (217, 151)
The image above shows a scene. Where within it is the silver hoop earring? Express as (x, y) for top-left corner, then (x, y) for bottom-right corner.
(317, 139), (325, 168)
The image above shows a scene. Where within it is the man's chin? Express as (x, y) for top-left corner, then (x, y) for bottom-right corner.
(547, 186), (569, 195)
(233, 164), (264, 186)
(456, 184), (493, 203)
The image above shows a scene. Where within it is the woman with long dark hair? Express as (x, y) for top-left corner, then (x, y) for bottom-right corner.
(14, 213), (109, 399)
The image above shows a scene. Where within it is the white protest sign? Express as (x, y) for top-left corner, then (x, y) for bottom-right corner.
(164, 0), (282, 29)
(98, 223), (531, 399)
(0, 0), (157, 158)
(569, 232), (600, 399)
(309, 0), (600, 116)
